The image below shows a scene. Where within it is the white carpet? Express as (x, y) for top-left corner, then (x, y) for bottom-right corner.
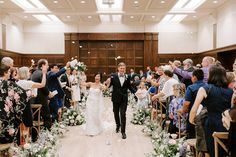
(58, 97), (153, 157)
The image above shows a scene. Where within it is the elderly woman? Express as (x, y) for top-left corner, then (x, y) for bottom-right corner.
(189, 65), (233, 157)
(0, 64), (28, 144)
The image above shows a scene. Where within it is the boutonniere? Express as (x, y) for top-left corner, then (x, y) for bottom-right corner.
(125, 74), (128, 80)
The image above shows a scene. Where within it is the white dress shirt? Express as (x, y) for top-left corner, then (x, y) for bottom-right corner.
(118, 73), (125, 86)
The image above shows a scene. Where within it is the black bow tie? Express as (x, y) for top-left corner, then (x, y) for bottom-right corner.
(119, 74), (125, 77)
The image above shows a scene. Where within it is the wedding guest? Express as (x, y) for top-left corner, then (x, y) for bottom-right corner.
(48, 63), (70, 122)
(0, 64), (28, 144)
(135, 82), (149, 109)
(31, 59), (52, 129)
(178, 69), (206, 139)
(1, 57), (14, 68)
(168, 83), (187, 134)
(9, 67), (18, 82)
(189, 65), (233, 157)
(70, 68), (81, 110)
(139, 69), (146, 78)
(79, 71), (87, 96)
(60, 67), (72, 108)
(171, 56), (215, 83)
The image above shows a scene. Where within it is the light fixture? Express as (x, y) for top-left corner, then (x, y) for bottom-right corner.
(24, 15), (28, 18)
(88, 51), (91, 54)
(81, 0), (85, 3)
(32, 14), (62, 22)
(112, 15), (121, 22)
(11, 0), (48, 10)
(134, 1), (138, 4)
(79, 45), (83, 48)
(171, 14), (187, 22)
(193, 15), (197, 18)
(161, 1), (165, 4)
(100, 15), (110, 22)
(161, 14), (174, 22)
(173, 0), (189, 9)
(66, 15), (71, 18)
(72, 41), (75, 44)
(151, 15), (155, 19)
(53, 0), (58, 4)
(11, 0), (35, 9)
(33, 15), (51, 22)
(96, 0), (123, 11)
(88, 15), (92, 19)
(130, 15), (134, 19)
(184, 0), (206, 10)
(213, 0), (218, 3)
(0, 1), (4, 4)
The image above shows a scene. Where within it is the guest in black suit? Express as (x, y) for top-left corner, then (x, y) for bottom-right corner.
(60, 67), (72, 108)
(107, 62), (134, 139)
(48, 62), (70, 122)
(31, 59), (51, 129)
(128, 68), (137, 82)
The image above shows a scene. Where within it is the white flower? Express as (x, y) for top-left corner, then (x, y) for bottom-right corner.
(23, 143), (31, 149)
(70, 120), (74, 124)
(168, 139), (177, 145)
(171, 133), (178, 139)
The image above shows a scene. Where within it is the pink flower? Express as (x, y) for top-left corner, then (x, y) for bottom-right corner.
(14, 93), (20, 102)
(26, 90), (32, 97)
(5, 97), (13, 108)
(8, 90), (14, 97)
(169, 139), (177, 145)
(4, 104), (10, 113)
(8, 128), (15, 136)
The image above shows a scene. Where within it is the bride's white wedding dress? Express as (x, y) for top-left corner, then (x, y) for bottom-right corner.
(85, 87), (104, 135)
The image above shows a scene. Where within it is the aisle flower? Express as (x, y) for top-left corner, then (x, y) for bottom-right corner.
(131, 107), (151, 125)
(62, 108), (85, 126)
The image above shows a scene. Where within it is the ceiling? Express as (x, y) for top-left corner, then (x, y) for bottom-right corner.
(0, 0), (228, 24)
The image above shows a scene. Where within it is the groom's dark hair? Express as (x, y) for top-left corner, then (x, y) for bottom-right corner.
(118, 62), (126, 67)
(94, 72), (102, 82)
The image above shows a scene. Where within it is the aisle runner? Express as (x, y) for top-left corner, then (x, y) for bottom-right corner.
(58, 97), (153, 157)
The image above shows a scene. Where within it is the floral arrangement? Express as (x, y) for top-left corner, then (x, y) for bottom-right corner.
(62, 108), (85, 126)
(146, 128), (185, 157)
(74, 62), (87, 72)
(131, 108), (151, 125)
(128, 92), (136, 107)
(142, 118), (159, 136)
(103, 88), (112, 97)
(51, 122), (68, 137)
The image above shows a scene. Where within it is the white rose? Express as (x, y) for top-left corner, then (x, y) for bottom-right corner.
(23, 143), (31, 149)
(169, 139), (177, 145)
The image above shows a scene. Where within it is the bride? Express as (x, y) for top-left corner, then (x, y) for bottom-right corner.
(82, 72), (107, 136)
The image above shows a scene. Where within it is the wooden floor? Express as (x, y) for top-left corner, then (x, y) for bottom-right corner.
(58, 97), (153, 157)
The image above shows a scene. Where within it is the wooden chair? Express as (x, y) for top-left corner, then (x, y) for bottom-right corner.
(31, 104), (43, 134)
(0, 143), (11, 157)
(186, 139), (202, 157)
(157, 101), (166, 126)
(212, 132), (229, 157)
(177, 113), (187, 138)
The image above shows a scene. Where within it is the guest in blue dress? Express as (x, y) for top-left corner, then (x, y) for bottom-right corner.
(189, 65), (233, 157)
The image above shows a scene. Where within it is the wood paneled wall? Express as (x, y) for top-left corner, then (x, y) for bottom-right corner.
(0, 49), (64, 67)
(64, 33), (158, 81)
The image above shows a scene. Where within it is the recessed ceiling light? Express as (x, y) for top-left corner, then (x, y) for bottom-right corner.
(213, 0), (218, 3)
(81, 0), (85, 3)
(134, 1), (138, 4)
(152, 15), (155, 18)
(24, 15), (28, 18)
(66, 15), (71, 18)
(53, 0), (58, 4)
(130, 16), (134, 19)
(0, 1), (4, 4)
(193, 15), (197, 18)
(88, 15), (92, 19)
(161, 1), (165, 4)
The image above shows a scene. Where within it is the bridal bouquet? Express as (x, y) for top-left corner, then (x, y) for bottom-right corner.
(62, 108), (85, 126)
(74, 62), (87, 72)
(131, 108), (151, 125)
(103, 88), (112, 97)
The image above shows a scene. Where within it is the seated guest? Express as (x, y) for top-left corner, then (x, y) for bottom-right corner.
(189, 65), (233, 157)
(0, 64), (27, 144)
(168, 83), (187, 134)
(179, 69), (206, 139)
(135, 82), (149, 109)
(128, 68), (137, 82)
(9, 67), (18, 82)
(139, 69), (146, 79)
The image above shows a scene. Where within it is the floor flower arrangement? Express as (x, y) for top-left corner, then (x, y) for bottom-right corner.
(62, 108), (85, 126)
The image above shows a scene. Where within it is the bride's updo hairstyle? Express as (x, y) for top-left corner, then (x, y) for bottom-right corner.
(94, 72), (102, 82)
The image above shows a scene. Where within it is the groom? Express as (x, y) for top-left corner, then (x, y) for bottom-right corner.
(107, 62), (133, 139)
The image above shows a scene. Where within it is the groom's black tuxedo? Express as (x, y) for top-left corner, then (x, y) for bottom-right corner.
(110, 73), (133, 134)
